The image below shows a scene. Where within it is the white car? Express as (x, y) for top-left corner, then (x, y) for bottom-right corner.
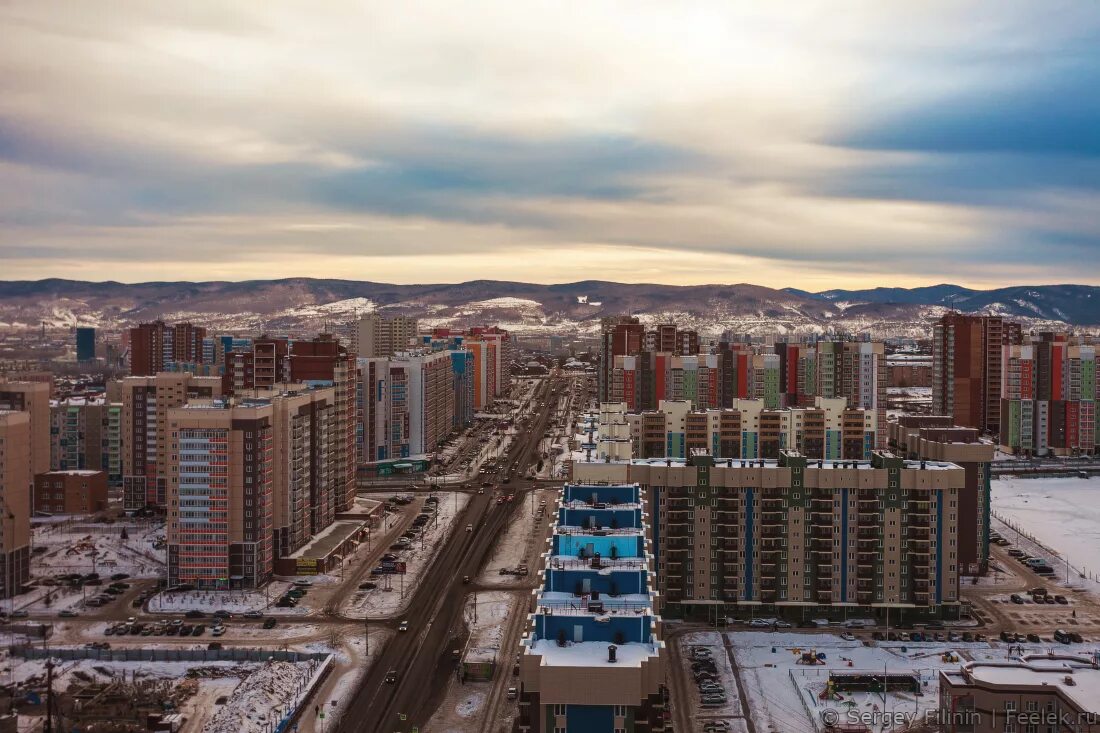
(840, 632), (856, 641)
(466, 524), (473, 532)
(211, 626), (226, 636)
(748, 618), (773, 628)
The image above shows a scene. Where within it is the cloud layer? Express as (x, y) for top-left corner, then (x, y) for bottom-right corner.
(1, 1), (1099, 287)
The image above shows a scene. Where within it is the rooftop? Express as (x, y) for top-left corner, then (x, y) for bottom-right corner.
(576, 455), (960, 471)
(548, 556), (648, 571)
(526, 638), (661, 668)
(953, 655), (1100, 713)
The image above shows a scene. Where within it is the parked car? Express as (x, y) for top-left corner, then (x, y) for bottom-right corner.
(244, 610), (263, 619)
(58, 610), (79, 618)
(359, 582), (377, 590)
(263, 618), (277, 629)
(186, 610), (206, 619)
(1010, 594), (1024, 604)
(211, 626), (226, 636)
(1027, 633), (1041, 643)
(1055, 595), (1068, 605)
(213, 610), (232, 619)
(1054, 629), (1072, 644)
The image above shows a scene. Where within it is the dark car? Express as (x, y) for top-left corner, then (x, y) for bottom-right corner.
(207, 642), (223, 651)
(110, 573), (130, 581)
(384, 670), (398, 684)
(263, 618), (277, 629)
(193, 625), (206, 636)
(1027, 633), (1040, 643)
(186, 610), (206, 619)
(276, 599), (295, 608)
(1054, 595), (1068, 605)
(1010, 594), (1024, 604)
(359, 582), (377, 590)
(871, 631), (885, 641)
(381, 553), (399, 562)
(1000, 630), (1014, 642)
(213, 610), (232, 619)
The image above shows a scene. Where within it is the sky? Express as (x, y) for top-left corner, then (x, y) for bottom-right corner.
(1, 1), (1099, 289)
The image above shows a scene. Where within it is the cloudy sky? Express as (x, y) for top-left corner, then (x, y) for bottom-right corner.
(2, 1), (1099, 288)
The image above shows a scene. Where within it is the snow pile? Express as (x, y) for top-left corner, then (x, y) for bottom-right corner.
(202, 660), (319, 733)
(454, 692), (486, 718)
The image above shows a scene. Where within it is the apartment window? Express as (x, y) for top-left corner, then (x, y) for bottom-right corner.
(613, 705), (627, 716)
(1004, 701), (1016, 714)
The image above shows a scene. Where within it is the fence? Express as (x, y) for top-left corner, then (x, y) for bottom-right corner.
(10, 644), (331, 664)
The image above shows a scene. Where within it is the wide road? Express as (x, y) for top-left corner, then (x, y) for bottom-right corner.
(340, 375), (562, 733)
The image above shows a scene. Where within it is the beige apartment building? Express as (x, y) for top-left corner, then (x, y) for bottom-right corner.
(573, 450), (966, 622)
(112, 373), (224, 510)
(352, 313), (419, 358)
(0, 381), (51, 500)
(939, 655), (1100, 733)
(166, 400), (275, 589)
(0, 411), (32, 598)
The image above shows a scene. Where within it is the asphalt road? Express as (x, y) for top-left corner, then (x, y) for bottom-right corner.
(339, 375), (563, 733)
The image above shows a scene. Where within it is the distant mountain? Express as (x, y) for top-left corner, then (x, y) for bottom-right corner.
(0, 279), (1096, 338)
(786, 284), (1100, 324)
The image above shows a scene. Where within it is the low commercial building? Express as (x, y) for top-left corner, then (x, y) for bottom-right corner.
(573, 450), (966, 623)
(516, 482), (666, 733)
(34, 470), (109, 514)
(939, 655), (1100, 733)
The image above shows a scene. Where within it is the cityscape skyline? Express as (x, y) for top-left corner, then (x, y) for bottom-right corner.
(2, 2), (1100, 287)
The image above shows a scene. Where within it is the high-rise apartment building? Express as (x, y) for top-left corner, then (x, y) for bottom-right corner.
(223, 336), (290, 394)
(516, 482), (666, 733)
(573, 450), (966, 622)
(600, 397), (877, 462)
(166, 400), (274, 589)
(1000, 334), (1097, 456)
(50, 400), (123, 488)
(114, 373), (224, 510)
(932, 313), (1021, 434)
(76, 327), (96, 362)
(288, 336), (357, 512)
(358, 350), (456, 462)
(129, 321), (208, 376)
(889, 416), (995, 574)
(351, 313), (419, 358)
(0, 381), (52, 502)
(0, 411), (31, 599)
(598, 317), (646, 406)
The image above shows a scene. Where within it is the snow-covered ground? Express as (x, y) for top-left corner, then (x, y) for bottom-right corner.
(148, 581), (308, 615)
(478, 489), (556, 586)
(464, 591), (517, 663)
(30, 519), (165, 578)
(730, 632), (994, 733)
(343, 492), (470, 619)
(202, 659), (327, 733)
(991, 476), (1100, 584)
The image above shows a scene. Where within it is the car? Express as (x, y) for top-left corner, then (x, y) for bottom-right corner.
(748, 618), (772, 628)
(207, 642), (223, 651)
(276, 599), (295, 608)
(10, 610), (28, 618)
(1055, 595), (1068, 605)
(506, 687), (518, 700)
(478, 488), (484, 494)
(703, 723), (732, 733)
(1070, 632), (1084, 643)
(186, 610), (207, 619)
(1008, 549), (1025, 557)
(242, 610), (263, 619)
(1054, 629), (1072, 644)
(1027, 633), (1041, 643)
(211, 626), (226, 636)
(1000, 630), (1014, 642)
(962, 632), (974, 642)
(1029, 587), (1048, 596)
(384, 670), (398, 684)
(1044, 595), (1057, 604)
(165, 625), (179, 636)
(58, 610), (79, 618)
(110, 573), (130, 581)
(398, 620), (409, 632)
(466, 524), (473, 532)
(948, 632), (961, 642)
(213, 610), (232, 619)
(359, 582), (377, 590)
(381, 553), (399, 562)
(110, 582), (131, 590)
(839, 632), (856, 641)
(263, 618), (277, 629)
(193, 625), (205, 636)
(871, 631), (885, 641)
(1010, 594), (1024, 604)
(179, 624), (193, 635)
(293, 579), (312, 587)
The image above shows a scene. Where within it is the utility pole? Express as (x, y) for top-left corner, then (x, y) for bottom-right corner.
(44, 660), (54, 733)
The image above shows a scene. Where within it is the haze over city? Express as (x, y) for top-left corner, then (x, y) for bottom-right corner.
(2, 1), (1099, 287)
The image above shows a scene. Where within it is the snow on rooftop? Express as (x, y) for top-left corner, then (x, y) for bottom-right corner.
(527, 638), (660, 667)
(962, 657), (1100, 712)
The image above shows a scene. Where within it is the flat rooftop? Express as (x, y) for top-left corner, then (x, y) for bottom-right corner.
(561, 499), (642, 510)
(537, 591), (652, 616)
(956, 656), (1100, 713)
(526, 638), (661, 668)
(286, 520), (364, 560)
(556, 525), (644, 537)
(548, 556), (648, 571)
